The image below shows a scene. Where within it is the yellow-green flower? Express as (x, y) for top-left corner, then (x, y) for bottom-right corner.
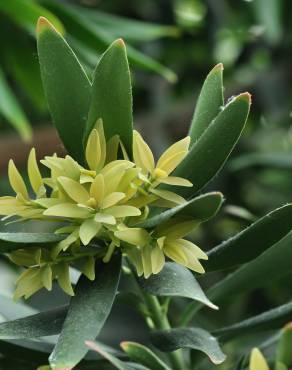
(0, 120), (207, 297)
(115, 217), (207, 278)
(132, 130), (193, 206)
(249, 348), (270, 370)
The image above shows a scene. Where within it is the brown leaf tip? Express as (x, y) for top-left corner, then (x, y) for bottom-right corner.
(36, 16), (58, 36)
(116, 38), (126, 47)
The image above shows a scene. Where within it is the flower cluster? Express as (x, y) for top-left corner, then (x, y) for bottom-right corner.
(0, 120), (208, 298)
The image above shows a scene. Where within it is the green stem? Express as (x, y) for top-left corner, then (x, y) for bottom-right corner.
(143, 294), (185, 370)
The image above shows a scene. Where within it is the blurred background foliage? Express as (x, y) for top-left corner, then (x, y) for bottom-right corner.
(0, 0), (292, 368)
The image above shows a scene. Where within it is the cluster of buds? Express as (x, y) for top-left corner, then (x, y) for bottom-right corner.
(0, 120), (207, 298)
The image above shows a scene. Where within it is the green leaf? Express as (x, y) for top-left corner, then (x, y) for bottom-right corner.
(208, 230), (292, 303)
(43, 0), (177, 82)
(85, 39), (133, 155)
(0, 67), (32, 140)
(229, 152), (292, 172)
(276, 324), (292, 368)
(49, 255), (121, 369)
(136, 192), (223, 229)
(86, 341), (149, 370)
(121, 341), (171, 370)
(139, 262), (217, 310)
(0, 232), (65, 253)
(37, 16), (91, 163)
(0, 0), (64, 34)
(188, 63), (224, 144)
(151, 328), (226, 365)
(0, 306), (67, 339)
(69, 5), (179, 42)
(213, 301), (292, 342)
(172, 93), (251, 197)
(206, 204), (292, 271)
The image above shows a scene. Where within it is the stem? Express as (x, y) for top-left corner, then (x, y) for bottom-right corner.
(180, 301), (203, 327)
(143, 294), (185, 370)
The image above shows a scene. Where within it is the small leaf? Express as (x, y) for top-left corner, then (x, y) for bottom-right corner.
(121, 341), (171, 370)
(136, 192), (223, 228)
(206, 204), (292, 272)
(139, 262), (217, 309)
(85, 39), (133, 155)
(151, 328), (226, 365)
(171, 93), (251, 197)
(37, 16), (91, 163)
(49, 255), (121, 369)
(188, 63), (224, 144)
(214, 301), (292, 342)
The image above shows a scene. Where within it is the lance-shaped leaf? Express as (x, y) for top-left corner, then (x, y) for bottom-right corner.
(151, 328), (226, 365)
(0, 67), (32, 140)
(37, 17), (91, 163)
(49, 254), (121, 369)
(0, 232), (65, 253)
(139, 262), (217, 310)
(206, 204), (292, 272)
(121, 341), (171, 370)
(171, 93), (251, 197)
(85, 39), (133, 155)
(136, 192), (223, 229)
(0, 306), (67, 339)
(208, 231), (292, 303)
(86, 341), (149, 370)
(188, 63), (224, 144)
(214, 301), (292, 342)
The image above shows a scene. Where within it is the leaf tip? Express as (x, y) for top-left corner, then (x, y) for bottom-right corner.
(120, 341), (129, 350)
(213, 63), (224, 72)
(37, 16), (58, 36)
(115, 38), (126, 48)
(238, 92), (252, 105)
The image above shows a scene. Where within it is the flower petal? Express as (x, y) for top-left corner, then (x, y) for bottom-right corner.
(79, 218), (101, 245)
(95, 213), (116, 225)
(133, 130), (155, 174)
(249, 348), (270, 370)
(157, 176), (193, 187)
(28, 148), (43, 194)
(44, 203), (92, 219)
(58, 177), (89, 204)
(157, 136), (190, 173)
(101, 192), (125, 209)
(150, 188), (186, 205)
(85, 128), (102, 171)
(105, 205), (141, 218)
(90, 174), (105, 206)
(8, 160), (28, 199)
(115, 228), (151, 246)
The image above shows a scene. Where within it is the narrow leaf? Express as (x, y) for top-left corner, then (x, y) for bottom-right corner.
(139, 262), (217, 310)
(86, 341), (148, 370)
(188, 64), (224, 144)
(85, 39), (133, 155)
(49, 255), (121, 369)
(0, 306), (67, 339)
(276, 323), (292, 368)
(206, 204), (292, 272)
(136, 192), (223, 229)
(214, 301), (292, 342)
(37, 16), (91, 163)
(0, 67), (32, 140)
(208, 231), (292, 302)
(151, 328), (226, 365)
(171, 93), (251, 197)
